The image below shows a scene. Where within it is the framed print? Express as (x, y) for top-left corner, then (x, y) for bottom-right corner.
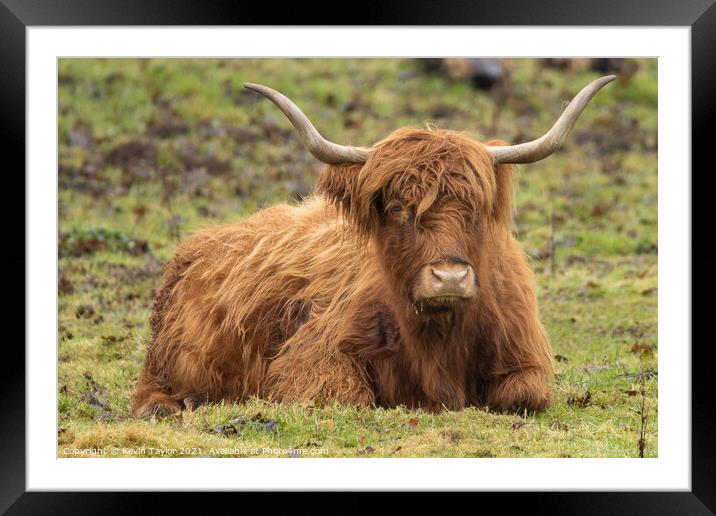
(3, 0), (710, 512)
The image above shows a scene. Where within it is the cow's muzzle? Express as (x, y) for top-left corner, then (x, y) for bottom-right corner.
(412, 259), (477, 309)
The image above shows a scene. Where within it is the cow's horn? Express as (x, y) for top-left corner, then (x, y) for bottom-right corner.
(486, 75), (617, 164)
(244, 82), (372, 165)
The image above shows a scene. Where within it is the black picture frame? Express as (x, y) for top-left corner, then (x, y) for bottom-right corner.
(3, 0), (709, 512)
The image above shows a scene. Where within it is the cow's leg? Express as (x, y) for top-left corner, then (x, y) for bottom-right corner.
(132, 373), (182, 419)
(265, 339), (375, 406)
(486, 368), (551, 414)
(266, 361), (375, 406)
(477, 246), (555, 414)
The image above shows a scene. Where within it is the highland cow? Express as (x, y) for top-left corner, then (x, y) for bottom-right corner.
(132, 75), (616, 418)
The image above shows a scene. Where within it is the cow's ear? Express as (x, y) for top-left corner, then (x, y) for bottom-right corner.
(485, 139), (516, 226)
(316, 162), (364, 214)
(317, 162), (381, 236)
(316, 163), (366, 226)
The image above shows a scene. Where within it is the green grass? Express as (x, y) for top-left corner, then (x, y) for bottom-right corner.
(58, 58), (657, 458)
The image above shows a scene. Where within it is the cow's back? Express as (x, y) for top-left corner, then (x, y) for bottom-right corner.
(145, 195), (365, 402)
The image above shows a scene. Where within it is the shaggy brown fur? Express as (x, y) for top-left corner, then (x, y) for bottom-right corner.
(132, 128), (553, 417)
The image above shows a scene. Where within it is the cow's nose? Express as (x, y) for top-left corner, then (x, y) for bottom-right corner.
(431, 266), (469, 290)
(422, 260), (477, 299)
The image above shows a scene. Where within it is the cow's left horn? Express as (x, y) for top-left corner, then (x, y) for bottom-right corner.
(486, 75), (617, 164)
(244, 83), (372, 165)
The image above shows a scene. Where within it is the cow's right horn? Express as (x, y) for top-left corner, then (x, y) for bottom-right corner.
(245, 83), (372, 165)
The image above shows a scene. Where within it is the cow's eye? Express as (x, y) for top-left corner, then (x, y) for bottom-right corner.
(390, 202), (403, 213)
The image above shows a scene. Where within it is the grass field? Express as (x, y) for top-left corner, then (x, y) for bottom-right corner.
(57, 58), (657, 458)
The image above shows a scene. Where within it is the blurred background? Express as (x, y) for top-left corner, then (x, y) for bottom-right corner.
(57, 60), (658, 454)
